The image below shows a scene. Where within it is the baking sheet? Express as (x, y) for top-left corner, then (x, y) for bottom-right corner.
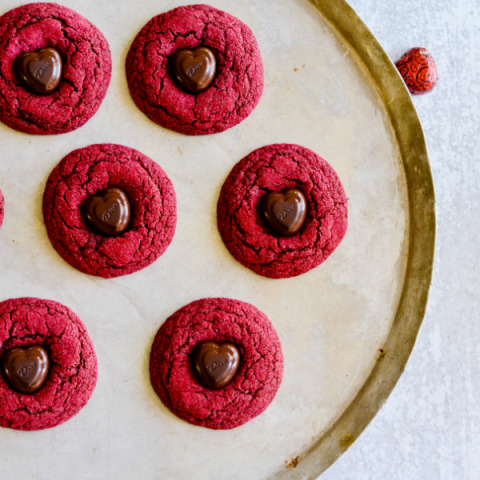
(0, 1), (433, 479)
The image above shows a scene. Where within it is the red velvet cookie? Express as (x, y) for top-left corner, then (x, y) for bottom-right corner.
(0, 3), (111, 135)
(217, 144), (348, 278)
(126, 4), (263, 135)
(0, 297), (97, 430)
(150, 298), (283, 429)
(43, 144), (176, 278)
(0, 187), (3, 229)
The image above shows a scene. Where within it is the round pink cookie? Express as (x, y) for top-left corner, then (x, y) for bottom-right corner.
(0, 187), (3, 229)
(43, 144), (176, 278)
(217, 144), (348, 278)
(0, 297), (97, 430)
(0, 3), (111, 135)
(150, 298), (283, 429)
(126, 4), (263, 135)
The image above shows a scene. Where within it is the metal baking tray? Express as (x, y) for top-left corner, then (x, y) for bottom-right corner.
(0, 1), (434, 478)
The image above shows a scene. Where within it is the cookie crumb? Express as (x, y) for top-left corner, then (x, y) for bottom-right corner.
(285, 456), (300, 468)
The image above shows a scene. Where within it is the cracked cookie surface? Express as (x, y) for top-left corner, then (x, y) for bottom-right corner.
(217, 144), (348, 278)
(0, 297), (97, 430)
(43, 143), (177, 278)
(150, 297), (283, 429)
(126, 4), (263, 135)
(0, 3), (111, 135)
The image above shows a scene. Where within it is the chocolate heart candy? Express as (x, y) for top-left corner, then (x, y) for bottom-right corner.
(2, 346), (50, 394)
(260, 188), (307, 236)
(170, 47), (217, 93)
(193, 342), (240, 389)
(83, 187), (131, 236)
(15, 47), (62, 95)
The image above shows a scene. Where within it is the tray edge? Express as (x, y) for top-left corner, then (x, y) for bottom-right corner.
(275, 1), (436, 477)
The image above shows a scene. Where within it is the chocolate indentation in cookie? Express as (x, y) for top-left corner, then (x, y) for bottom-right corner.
(2, 346), (50, 394)
(193, 341), (240, 389)
(170, 47), (217, 94)
(83, 187), (131, 236)
(260, 188), (307, 236)
(15, 48), (62, 95)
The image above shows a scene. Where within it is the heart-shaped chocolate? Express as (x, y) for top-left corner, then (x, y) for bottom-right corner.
(2, 345), (50, 394)
(260, 188), (307, 236)
(83, 187), (131, 236)
(15, 47), (62, 95)
(193, 342), (240, 389)
(170, 47), (217, 93)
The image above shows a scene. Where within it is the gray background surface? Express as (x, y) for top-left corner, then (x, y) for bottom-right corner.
(321, 1), (480, 479)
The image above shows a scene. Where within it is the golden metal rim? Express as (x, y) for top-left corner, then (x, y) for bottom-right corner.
(275, 1), (436, 478)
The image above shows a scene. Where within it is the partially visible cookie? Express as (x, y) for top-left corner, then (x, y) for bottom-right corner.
(126, 4), (263, 135)
(150, 297), (283, 429)
(0, 297), (97, 430)
(0, 187), (3, 229)
(217, 144), (348, 278)
(43, 144), (177, 278)
(0, 3), (111, 135)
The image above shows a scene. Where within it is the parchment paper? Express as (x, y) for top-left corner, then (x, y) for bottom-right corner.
(0, 1), (408, 478)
